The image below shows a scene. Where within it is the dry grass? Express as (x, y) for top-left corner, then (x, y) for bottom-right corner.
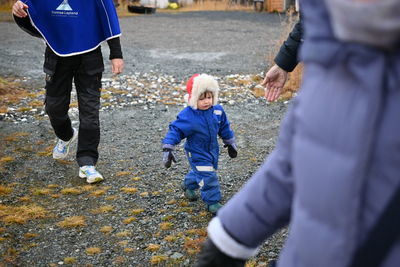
(185, 228), (207, 236)
(164, 235), (177, 242)
(31, 188), (53, 196)
(183, 236), (206, 254)
(37, 146), (53, 157)
(105, 195), (118, 201)
(166, 199), (177, 205)
(131, 208), (145, 215)
(23, 233), (39, 239)
(0, 77), (30, 112)
(18, 196), (31, 202)
(147, 243), (161, 251)
(120, 187), (138, 194)
(91, 205), (114, 214)
(245, 261), (258, 267)
(116, 231), (130, 237)
(100, 225), (113, 234)
(60, 187), (83, 195)
(123, 247), (135, 253)
(162, 214), (174, 221)
(0, 185), (12, 195)
(0, 204), (49, 224)
(86, 247), (102, 255)
(150, 255), (168, 265)
(116, 171), (130, 176)
(0, 0), (12, 11)
(2, 247), (19, 266)
(63, 257), (77, 264)
(118, 240), (129, 246)
(139, 191), (149, 197)
(122, 217), (137, 224)
(152, 190), (161, 196)
(113, 256), (127, 264)
(159, 222), (173, 230)
(0, 156), (14, 163)
(89, 188), (109, 197)
(57, 216), (86, 228)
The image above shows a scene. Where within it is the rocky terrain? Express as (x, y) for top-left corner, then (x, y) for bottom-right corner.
(0, 10), (292, 266)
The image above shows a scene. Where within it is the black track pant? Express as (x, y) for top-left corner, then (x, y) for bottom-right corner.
(44, 47), (104, 167)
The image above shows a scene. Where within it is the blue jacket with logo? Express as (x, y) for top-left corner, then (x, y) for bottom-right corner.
(163, 104), (234, 170)
(22, 0), (121, 56)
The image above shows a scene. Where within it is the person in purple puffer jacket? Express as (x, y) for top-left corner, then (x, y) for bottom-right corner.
(195, 0), (400, 266)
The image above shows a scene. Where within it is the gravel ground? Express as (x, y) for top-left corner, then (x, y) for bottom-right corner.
(0, 11), (290, 266)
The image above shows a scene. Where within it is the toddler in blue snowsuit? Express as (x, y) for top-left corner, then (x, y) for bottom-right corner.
(162, 74), (238, 214)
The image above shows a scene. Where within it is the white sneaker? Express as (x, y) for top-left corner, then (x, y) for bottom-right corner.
(53, 128), (78, 160)
(79, 165), (104, 184)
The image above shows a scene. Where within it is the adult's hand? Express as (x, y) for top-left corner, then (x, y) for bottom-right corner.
(262, 64), (288, 102)
(111, 58), (124, 75)
(12, 1), (28, 18)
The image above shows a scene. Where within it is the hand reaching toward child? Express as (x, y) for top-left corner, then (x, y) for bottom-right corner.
(262, 64), (288, 102)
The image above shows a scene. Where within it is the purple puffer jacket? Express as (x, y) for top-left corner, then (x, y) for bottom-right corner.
(207, 0), (400, 266)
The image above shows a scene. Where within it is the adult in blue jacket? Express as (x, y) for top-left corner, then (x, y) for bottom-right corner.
(12, 0), (124, 183)
(162, 74), (237, 214)
(195, 0), (400, 266)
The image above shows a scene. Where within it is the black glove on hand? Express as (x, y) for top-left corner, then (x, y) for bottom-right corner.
(162, 148), (177, 168)
(195, 239), (246, 267)
(224, 143), (238, 158)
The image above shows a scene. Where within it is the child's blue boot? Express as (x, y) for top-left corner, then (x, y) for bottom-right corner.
(181, 182), (198, 201)
(207, 203), (222, 215)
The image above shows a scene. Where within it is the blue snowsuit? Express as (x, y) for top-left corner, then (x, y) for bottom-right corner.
(163, 104), (235, 205)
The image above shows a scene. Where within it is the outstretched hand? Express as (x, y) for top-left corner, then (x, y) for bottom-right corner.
(12, 1), (28, 18)
(262, 64), (288, 102)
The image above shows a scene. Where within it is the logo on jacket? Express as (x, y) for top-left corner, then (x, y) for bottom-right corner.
(56, 0), (72, 11)
(52, 0), (78, 17)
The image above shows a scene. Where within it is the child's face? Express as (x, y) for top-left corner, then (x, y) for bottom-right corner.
(197, 91), (213, 110)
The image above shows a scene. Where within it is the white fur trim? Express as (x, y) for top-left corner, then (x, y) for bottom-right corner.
(208, 217), (259, 260)
(184, 94), (189, 104)
(188, 74), (219, 109)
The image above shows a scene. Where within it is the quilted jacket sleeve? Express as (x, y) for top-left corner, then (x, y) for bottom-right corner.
(207, 101), (297, 259)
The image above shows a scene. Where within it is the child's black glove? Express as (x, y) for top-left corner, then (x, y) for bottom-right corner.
(224, 143), (238, 158)
(195, 239), (246, 267)
(162, 147), (177, 168)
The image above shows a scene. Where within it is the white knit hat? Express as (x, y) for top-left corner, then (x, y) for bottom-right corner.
(185, 73), (219, 109)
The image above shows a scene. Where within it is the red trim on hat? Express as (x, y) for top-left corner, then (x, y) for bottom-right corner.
(186, 73), (200, 102)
